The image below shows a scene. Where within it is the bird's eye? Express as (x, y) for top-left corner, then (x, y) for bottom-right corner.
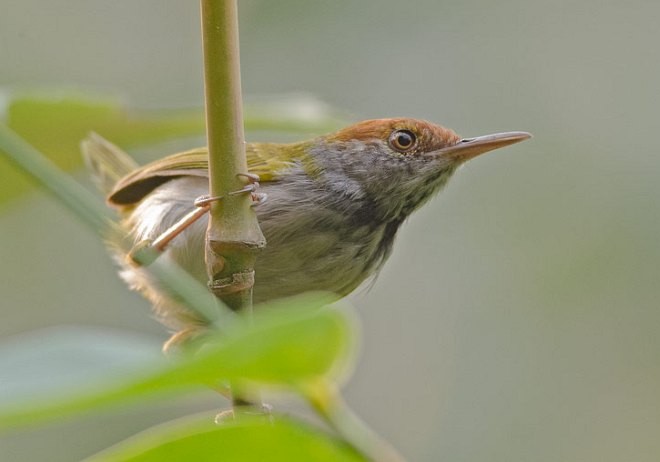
(388, 129), (417, 152)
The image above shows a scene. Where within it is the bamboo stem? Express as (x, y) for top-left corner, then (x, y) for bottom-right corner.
(199, 0), (266, 411)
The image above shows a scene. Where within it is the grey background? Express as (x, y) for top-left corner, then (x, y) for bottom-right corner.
(1, 0), (659, 461)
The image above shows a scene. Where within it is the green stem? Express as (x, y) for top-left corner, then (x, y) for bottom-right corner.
(0, 123), (110, 231)
(201, 0), (246, 201)
(0, 123), (237, 332)
(199, 0), (266, 411)
(305, 381), (406, 462)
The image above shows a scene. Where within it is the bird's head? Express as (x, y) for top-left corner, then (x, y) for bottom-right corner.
(305, 118), (531, 222)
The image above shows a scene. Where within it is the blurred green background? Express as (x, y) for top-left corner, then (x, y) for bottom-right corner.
(1, 0), (659, 461)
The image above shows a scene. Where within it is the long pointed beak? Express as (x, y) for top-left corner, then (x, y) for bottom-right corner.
(433, 131), (532, 162)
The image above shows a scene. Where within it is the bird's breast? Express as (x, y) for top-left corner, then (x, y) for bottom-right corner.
(251, 181), (397, 301)
(123, 174), (400, 305)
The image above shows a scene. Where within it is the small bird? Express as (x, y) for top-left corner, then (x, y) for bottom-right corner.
(83, 118), (530, 347)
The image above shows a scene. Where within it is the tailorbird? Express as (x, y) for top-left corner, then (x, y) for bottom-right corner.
(83, 118), (530, 347)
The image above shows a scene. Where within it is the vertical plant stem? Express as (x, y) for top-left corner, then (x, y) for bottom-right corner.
(199, 0), (266, 411)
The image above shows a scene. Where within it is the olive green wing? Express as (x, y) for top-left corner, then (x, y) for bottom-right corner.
(107, 143), (299, 207)
(82, 132), (140, 195)
(107, 148), (209, 206)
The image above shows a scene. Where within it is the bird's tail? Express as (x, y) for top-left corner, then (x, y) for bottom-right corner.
(81, 133), (138, 194)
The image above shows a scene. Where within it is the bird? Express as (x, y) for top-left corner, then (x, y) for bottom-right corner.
(83, 118), (530, 348)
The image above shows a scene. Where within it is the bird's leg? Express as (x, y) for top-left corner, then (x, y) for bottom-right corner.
(128, 173), (263, 265)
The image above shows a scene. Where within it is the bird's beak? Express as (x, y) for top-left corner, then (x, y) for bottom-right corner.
(432, 131), (532, 162)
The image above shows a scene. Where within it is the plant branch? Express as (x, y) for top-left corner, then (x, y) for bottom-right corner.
(305, 381), (406, 462)
(0, 123), (238, 332)
(199, 0), (266, 410)
(0, 123), (110, 231)
(200, 0), (265, 308)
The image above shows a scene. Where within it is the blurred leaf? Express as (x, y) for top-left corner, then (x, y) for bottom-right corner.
(0, 326), (164, 405)
(0, 89), (345, 206)
(242, 93), (346, 134)
(87, 413), (366, 462)
(186, 293), (354, 384)
(0, 122), (112, 230)
(0, 90), (204, 205)
(0, 295), (354, 429)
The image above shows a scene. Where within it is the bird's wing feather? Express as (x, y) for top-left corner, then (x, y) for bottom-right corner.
(82, 132), (140, 195)
(107, 143), (299, 206)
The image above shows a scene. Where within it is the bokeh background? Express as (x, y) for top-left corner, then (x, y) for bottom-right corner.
(2, 0), (659, 460)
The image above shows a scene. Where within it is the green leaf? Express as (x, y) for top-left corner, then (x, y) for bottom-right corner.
(0, 90), (205, 205)
(0, 326), (164, 407)
(86, 413), (366, 462)
(0, 89), (345, 206)
(186, 293), (355, 384)
(0, 295), (355, 430)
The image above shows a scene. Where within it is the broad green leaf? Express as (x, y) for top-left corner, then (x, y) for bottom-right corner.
(185, 293), (355, 384)
(0, 91), (204, 205)
(0, 90), (344, 206)
(0, 295), (354, 430)
(0, 326), (164, 406)
(87, 413), (366, 462)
